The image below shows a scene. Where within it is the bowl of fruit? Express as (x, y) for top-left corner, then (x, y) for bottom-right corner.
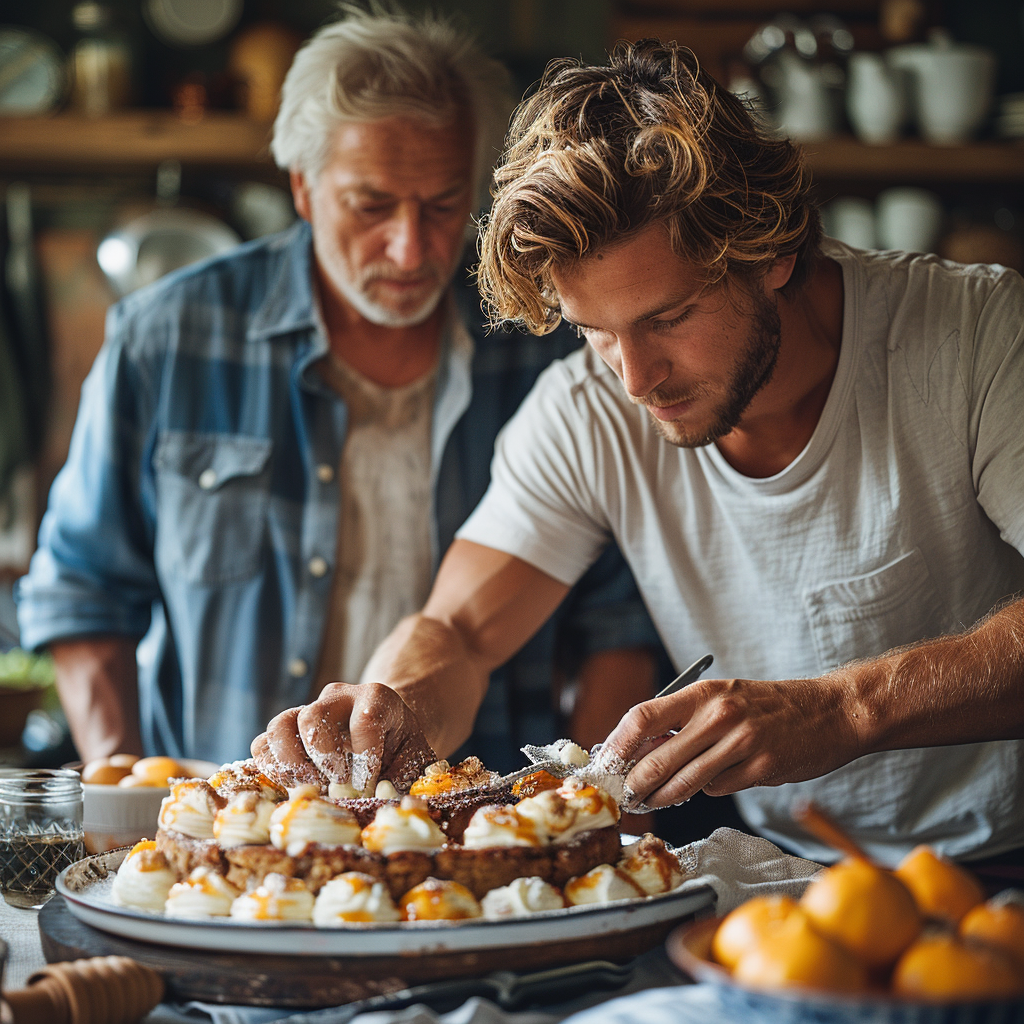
(75, 754), (219, 853)
(667, 812), (1024, 1023)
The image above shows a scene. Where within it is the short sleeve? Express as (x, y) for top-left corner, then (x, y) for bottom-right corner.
(968, 269), (1024, 554)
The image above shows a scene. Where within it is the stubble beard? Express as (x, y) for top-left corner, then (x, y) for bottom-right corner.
(641, 291), (782, 449)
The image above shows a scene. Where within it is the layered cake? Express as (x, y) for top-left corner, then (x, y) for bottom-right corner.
(115, 750), (687, 924)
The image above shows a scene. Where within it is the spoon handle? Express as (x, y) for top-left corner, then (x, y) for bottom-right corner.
(655, 654), (714, 699)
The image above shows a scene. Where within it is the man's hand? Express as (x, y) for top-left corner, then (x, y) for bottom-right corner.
(603, 674), (865, 809)
(252, 682), (437, 792)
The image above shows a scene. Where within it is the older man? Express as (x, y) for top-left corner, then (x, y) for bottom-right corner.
(268, 39), (1024, 867)
(15, 10), (660, 769)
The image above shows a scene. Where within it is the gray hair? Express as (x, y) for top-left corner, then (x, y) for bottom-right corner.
(271, 5), (513, 204)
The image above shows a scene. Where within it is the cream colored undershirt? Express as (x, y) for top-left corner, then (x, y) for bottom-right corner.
(314, 352), (437, 694)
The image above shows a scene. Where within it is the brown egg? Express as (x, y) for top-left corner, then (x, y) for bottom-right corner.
(117, 774), (150, 787)
(712, 895), (801, 971)
(108, 753), (140, 769)
(130, 755), (186, 786)
(81, 758), (133, 785)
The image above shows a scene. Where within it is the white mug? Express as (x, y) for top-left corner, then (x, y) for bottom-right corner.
(876, 187), (944, 253)
(888, 38), (996, 145)
(824, 196), (877, 250)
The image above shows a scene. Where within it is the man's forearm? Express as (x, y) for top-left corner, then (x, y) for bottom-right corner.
(846, 595), (1024, 754)
(360, 613), (491, 758)
(361, 540), (572, 757)
(50, 636), (142, 761)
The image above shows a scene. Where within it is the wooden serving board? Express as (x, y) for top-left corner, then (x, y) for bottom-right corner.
(38, 896), (673, 1008)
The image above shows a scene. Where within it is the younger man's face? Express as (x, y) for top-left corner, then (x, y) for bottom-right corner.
(292, 116), (475, 328)
(552, 223), (783, 449)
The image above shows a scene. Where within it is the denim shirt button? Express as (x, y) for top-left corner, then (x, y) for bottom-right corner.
(316, 463), (334, 483)
(288, 658), (308, 678)
(197, 468), (217, 489)
(308, 556), (329, 578)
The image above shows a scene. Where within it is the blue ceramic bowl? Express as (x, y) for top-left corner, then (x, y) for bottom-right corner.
(667, 917), (1024, 1024)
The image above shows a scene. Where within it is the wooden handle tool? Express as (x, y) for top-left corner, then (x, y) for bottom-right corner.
(3, 956), (164, 1024)
(793, 801), (873, 863)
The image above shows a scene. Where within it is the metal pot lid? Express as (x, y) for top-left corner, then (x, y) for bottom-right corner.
(97, 208), (241, 296)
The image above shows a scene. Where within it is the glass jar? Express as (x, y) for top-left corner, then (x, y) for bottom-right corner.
(69, 2), (132, 116)
(0, 769), (83, 909)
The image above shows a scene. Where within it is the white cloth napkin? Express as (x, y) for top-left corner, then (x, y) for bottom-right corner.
(671, 826), (822, 915)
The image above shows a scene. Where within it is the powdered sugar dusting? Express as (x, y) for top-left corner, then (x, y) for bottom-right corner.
(350, 750), (380, 795)
(517, 740), (642, 810)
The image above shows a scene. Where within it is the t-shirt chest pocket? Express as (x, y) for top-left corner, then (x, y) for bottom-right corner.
(153, 431), (273, 585)
(802, 548), (945, 671)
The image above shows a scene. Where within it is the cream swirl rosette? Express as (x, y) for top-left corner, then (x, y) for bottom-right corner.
(481, 876), (566, 919)
(269, 791), (361, 856)
(165, 866), (241, 918)
(360, 796), (446, 855)
(111, 840), (177, 912)
(230, 872), (314, 922)
(312, 872), (402, 925)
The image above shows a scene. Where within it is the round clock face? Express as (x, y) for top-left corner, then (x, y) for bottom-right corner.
(0, 28), (65, 114)
(144, 0), (244, 47)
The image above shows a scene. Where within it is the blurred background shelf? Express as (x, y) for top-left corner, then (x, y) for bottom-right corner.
(3, 116), (1023, 186)
(0, 111), (275, 170)
(801, 137), (1024, 184)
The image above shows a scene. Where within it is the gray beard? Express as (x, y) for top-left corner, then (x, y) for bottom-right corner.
(333, 273), (447, 328)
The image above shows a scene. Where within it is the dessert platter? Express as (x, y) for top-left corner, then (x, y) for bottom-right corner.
(56, 741), (713, 968)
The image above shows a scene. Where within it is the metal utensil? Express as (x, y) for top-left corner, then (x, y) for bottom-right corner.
(457, 656), (715, 803)
(655, 654), (714, 699)
(276, 960), (636, 1024)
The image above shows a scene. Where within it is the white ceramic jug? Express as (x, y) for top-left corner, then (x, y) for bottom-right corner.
(846, 52), (906, 144)
(888, 32), (996, 144)
(773, 49), (843, 142)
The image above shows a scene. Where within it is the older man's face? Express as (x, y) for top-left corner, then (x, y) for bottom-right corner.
(292, 116), (475, 328)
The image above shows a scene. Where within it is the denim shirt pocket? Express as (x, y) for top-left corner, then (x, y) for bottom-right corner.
(153, 430), (273, 585)
(802, 549), (945, 670)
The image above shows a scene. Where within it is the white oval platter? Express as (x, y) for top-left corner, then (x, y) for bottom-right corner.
(57, 848), (714, 956)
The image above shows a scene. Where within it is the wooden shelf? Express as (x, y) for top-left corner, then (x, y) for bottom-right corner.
(1, 112), (1022, 186)
(802, 136), (1024, 184)
(0, 111), (275, 169)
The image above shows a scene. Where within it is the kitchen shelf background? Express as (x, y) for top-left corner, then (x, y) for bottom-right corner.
(1, 0), (1022, 582)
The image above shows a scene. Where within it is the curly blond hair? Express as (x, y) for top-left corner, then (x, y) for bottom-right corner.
(477, 39), (821, 334)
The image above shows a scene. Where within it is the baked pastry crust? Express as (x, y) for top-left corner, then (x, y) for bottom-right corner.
(155, 758), (621, 902)
(158, 823), (620, 901)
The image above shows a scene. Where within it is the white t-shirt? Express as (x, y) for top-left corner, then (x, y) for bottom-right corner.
(457, 241), (1024, 863)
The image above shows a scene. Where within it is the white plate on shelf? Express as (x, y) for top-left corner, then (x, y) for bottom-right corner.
(57, 848), (715, 956)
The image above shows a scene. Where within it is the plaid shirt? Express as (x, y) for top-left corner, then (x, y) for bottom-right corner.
(16, 221), (660, 770)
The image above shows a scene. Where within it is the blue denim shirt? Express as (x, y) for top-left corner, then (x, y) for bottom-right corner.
(16, 221), (661, 771)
